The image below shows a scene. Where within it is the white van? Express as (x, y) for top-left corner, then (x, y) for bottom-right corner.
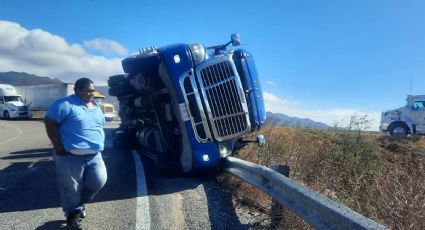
(380, 95), (425, 136)
(0, 84), (32, 119)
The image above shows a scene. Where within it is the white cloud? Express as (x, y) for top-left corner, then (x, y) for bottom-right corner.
(263, 92), (381, 131)
(0, 20), (125, 85)
(265, 81), (275, 85)
(83, 38), (128, 56)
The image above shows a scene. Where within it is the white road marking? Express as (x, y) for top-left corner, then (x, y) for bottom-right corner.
(132, 150), (151, 230)
(0, 122), (23, 146)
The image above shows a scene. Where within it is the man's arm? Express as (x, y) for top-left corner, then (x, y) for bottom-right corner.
(44, 117), (66, 155)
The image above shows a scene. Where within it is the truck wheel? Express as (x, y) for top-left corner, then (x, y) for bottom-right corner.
(389, 124), (408, 136)
(3, 111), (10, 120)
(122, 54), (160, 74)
(108, 74), (127, 86)
(109, 85), (131, 97)
(108, 76), (132, 97)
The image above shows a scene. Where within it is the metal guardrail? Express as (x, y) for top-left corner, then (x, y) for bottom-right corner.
(222, 157), (388, 230)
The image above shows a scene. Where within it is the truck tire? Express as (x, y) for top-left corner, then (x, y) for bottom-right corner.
(108, 76), (133, 97)
(122, 54), (160, 74)
(108, 74), (127, 86)
(3, 111), (10, 120)
(109, 86), (131, 97)
(389, 123), (409, 136)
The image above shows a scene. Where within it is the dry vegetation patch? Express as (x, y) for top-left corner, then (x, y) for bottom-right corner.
(219, 125), (425, 229)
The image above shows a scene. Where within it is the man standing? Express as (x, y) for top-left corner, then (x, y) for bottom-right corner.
(44, 78), (107, 229)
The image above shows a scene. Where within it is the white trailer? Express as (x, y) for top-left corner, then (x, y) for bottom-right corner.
(15, 83), (74, 113)
(0, 84), (32, 119)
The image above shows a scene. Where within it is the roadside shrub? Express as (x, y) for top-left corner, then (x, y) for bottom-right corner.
(220, 114), (425, 229)
(386, 142), (401, 152)
(327, 115), (382, 217)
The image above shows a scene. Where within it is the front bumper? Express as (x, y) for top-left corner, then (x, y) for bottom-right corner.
(104, 113), (116, 121)
(10, 110), (32, 118)
(379, 123), (389, 132)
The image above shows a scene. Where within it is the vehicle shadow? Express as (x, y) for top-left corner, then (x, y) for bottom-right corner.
(0, 146), (138, 214)
(0, 127), (135, 214)
(0, 153), (59, 213)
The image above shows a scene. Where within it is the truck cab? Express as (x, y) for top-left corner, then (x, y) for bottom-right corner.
(0, 84), (32, 120)
(93, 91), (117, 121)
(108, 34), (266, 173)
(380, 95), (425, 136)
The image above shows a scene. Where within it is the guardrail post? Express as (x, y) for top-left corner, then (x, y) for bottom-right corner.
(271, 165), (290, 229)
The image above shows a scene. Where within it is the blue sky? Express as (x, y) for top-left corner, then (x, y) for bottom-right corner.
(1, 0), (424, 130)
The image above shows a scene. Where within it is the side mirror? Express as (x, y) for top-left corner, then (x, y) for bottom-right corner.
(256, 135), (266, 146)
(231, 33), (240, 46)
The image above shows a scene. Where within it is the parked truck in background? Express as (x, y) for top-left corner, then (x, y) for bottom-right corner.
(380, 95), (425, 136)
(15, 83), (74, 117)
(93, 91), (117, 121)
(108, 34), (266, 173)
(0, 84), (32, 119)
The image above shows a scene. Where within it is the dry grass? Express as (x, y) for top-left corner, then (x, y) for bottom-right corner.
(219, 125), (425, 229)
(376, 137), (425, 230)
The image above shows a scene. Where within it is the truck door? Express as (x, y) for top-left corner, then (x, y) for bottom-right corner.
(411, 100), (425, 134)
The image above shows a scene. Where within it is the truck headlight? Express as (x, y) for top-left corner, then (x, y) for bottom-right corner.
(218, 143), (232, 158)
(189, 43), (206, 65)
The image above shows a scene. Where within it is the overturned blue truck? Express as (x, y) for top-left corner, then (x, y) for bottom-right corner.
(108, 34), (266, 173)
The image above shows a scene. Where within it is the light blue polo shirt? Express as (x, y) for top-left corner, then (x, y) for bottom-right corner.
(46, 94), (106, 153)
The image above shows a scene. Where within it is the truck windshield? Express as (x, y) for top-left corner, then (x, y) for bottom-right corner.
(104, 106), (113, 112)
(4, 96), (22, 102)
(413, 101), (425, 110)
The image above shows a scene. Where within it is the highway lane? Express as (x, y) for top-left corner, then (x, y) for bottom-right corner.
(145, 168), (248, 230)
(0, 119), (249, 230)
(0, 120), (138, 229)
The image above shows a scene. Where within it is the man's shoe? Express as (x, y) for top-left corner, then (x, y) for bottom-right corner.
(81, 205), (86, 218)
(66, 210), (83, 229)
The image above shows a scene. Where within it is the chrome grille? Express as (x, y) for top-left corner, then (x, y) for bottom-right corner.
(17, 106), (28, 111)
(196, 56), (250, 141)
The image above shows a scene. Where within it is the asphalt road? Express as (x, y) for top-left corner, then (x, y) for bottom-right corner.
(144, 161), (248, 230)
(0, 119), (250, 230)
(0, 120), (138, 229)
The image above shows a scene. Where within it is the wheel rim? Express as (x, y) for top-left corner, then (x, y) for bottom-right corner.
(393, 127), (406, 136)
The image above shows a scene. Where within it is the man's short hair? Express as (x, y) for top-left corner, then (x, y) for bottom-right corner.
(74, 78), (94, 92)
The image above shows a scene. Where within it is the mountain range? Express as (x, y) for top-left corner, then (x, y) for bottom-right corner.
(266, 112), (330, 129)
(0, 71), (330, 129)
(0, 71), (64, 85)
